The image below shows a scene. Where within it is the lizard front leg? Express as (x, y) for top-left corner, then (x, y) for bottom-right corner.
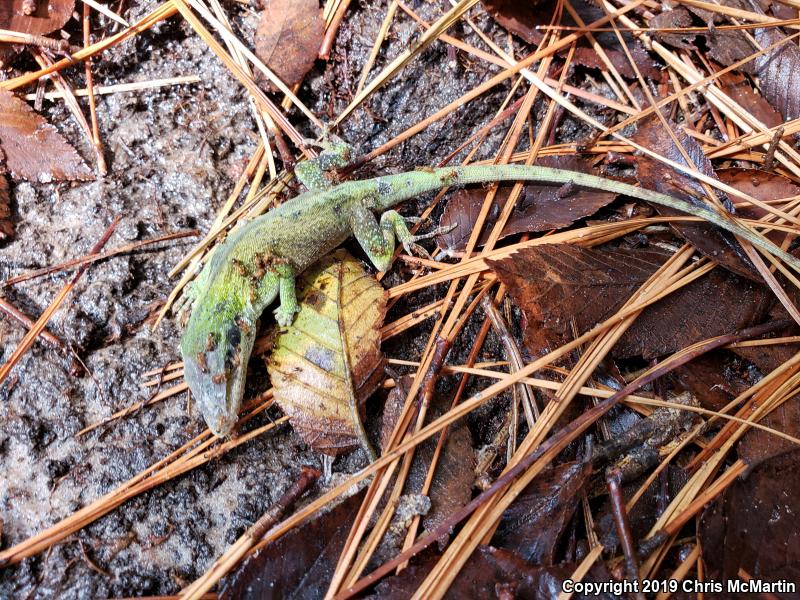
(273, 260), (299, 326)
(348, 204), (434, 272)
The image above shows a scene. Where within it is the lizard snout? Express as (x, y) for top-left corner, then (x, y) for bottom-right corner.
(181, 321), (256, 437)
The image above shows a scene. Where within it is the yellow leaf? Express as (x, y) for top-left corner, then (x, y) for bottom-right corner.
(267, 250), (387, 456)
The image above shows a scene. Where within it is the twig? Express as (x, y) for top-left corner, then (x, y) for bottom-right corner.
(2, 229), (198, 287)
(83, 1), (108, 175)
(0, 29), (70, 51)
(180, 466), (321, 599)
(22, 76), (201, 101)
(606, 468), (646, 600)
(0, 218), (119, 386)
(319, 0), (351, 60)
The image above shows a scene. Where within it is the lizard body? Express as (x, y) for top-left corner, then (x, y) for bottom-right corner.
(181, 147), (800, 436)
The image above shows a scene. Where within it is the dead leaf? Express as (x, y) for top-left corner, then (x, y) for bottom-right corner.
(752, 25), (800, 122)
(0, 89), (93, 183)
(719, 72), (784, 129)
(669, 351), (751, 411)
(700, 449), (800, 587)
(267, 250), (387, 455)
(482, 0), (659, 79)
(492, 461), (589, 565)
(489, 244), (773, 359)
(728, 330), (800, 466)
(596, 465), (688, 549)
(572, 46), (661, 80)
(632, 116), (756, 279)
(255, 0), (325, 90)
(717, 167), (800, 247)
(380, 378), (476, 546)
(437, 155), (617, 252)
(220, 489), (366, 599)
(480, 0), (550, 45)
(0, 0), (75, 66)
(650, 8), (696, 50)
(0, 0), (74, 36)
(706, 28), (759, 69)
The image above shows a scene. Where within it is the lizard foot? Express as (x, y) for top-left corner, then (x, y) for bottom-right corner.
(402, 241), (433, 261)
(274, 305), (298, 327)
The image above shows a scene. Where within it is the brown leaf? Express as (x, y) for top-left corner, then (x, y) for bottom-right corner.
(751, 25), (800, 122)
(380, 378), (476, 546)
(632, 116), (756, 279)
(480, 0), (550, 45)
(719, 72), (784, 129)
(0, 89), (93, 182)
(706, 28), (759, 69)
(700, 0), (800, 120)
(492, 461), (589, 565)
(0, 0), (75, 66)
(717, 167), (800, 247)
(700, 449), (800, 588)
(482, 0), (659, 79)
(730, 332), (800, 466)
(267, 250), (387, 455)
(420, 422), (475, 541)
(572, 46), (661, 80)
(437, 155), (617, 252)
(220, 489), (365, 600)
(255, 0), (324, 90)
(650, 7), (696, 50)
(489, 244), (773, 359)
(596, 465), (688, 549)
(669, 351), (751, 411)
(0, 0), (73, 36)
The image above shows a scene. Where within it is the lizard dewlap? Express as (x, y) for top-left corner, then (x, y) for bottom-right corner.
(181, 143), (800, 436)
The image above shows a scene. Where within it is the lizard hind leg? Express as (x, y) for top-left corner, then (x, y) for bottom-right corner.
(272, 261), (300, 327)
(348, 205), (436, 272)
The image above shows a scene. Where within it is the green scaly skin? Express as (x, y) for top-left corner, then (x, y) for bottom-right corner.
(181, 144), (800, 437)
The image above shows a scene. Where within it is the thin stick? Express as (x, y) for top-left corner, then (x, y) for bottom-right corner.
(22, 76), (201, 101)
(0, 218), (119, 386)
(2, 230), (198, 287)
(83, 1), (107, 175)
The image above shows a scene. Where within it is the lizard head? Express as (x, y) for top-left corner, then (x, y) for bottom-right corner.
(180, 291), (256, 437)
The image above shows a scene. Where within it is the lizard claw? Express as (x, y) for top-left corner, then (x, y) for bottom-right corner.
(402, 241), (433, 261)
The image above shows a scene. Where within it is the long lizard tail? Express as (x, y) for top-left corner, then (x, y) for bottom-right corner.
(373, 165), (800, 273)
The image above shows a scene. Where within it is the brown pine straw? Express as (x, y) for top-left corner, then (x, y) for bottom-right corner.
(2, 0), (797, 594)
(408, 245), (697, 597)
(334, 320), (784, 599)
(83, 0), (108, 175)
(355, 0), (645, 160)
(1, 2), (179, 91)
(600, 7), (800, 324)
(329, 30), (569, 589)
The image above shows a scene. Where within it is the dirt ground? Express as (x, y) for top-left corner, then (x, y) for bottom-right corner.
(0, 1), (540, 597)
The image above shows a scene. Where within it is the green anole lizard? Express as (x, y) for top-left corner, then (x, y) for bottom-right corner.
(181, 143), (800, 436)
